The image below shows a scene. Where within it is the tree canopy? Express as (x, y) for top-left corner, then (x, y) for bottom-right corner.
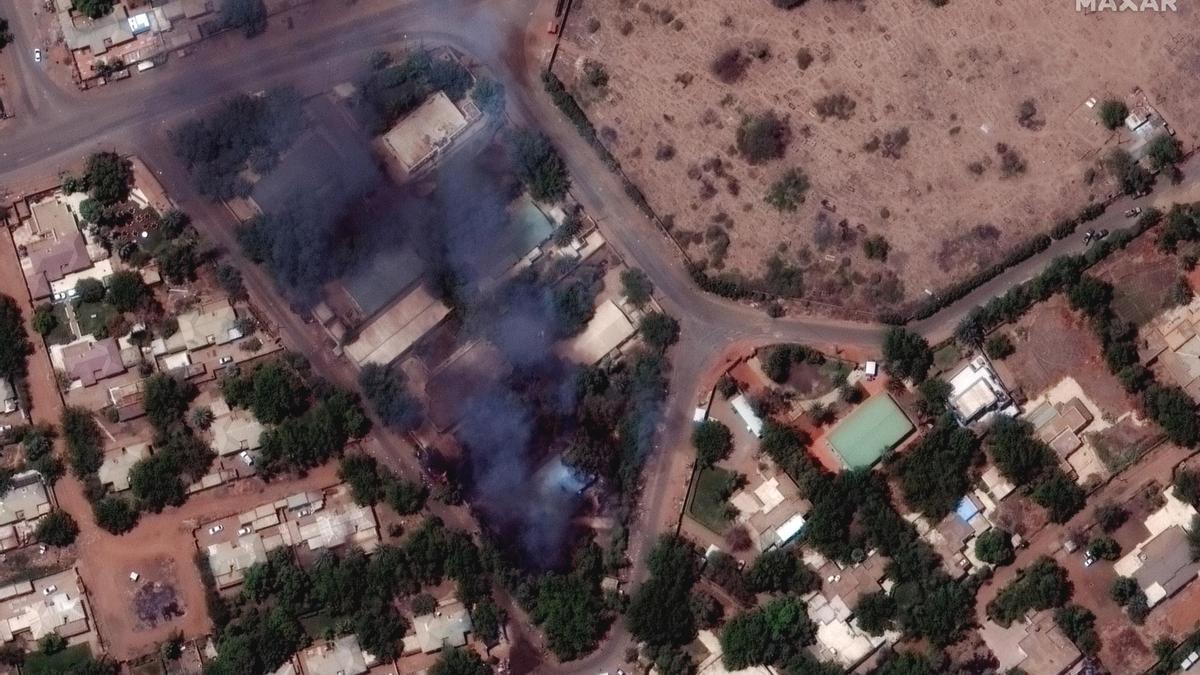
(897, 418), (979, 520)
(34, 509), (79, 547)
(881, 327), (932, 382)
(84, 152), (132, 204)
(430, 648), (491, 675)
(986, 557), (1071, 626)
(974, 529), (1014, 566)
(508, 129), (570, 203)
(691, 419), (733, 467)
(626, 535), (699, 647)
(720, 596), (816, 669)
(358, 364), (423, 431)
(0, 294), (30, 381)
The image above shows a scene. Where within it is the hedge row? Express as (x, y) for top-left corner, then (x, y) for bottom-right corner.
(954, 207), (1162, 341)
(898, 202), (1112, 324)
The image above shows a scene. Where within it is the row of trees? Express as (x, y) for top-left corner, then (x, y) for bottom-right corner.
(337, 454), (427, 515)
(354, 49), (474, 134)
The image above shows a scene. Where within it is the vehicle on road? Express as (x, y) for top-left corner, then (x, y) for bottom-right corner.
(34, 49), (41, 63)
(1083, 229), (1096, 245)
(1096, 229), (1109, 240)
(1124, 207), (1142, 218)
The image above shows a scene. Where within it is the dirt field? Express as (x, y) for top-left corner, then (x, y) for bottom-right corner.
(1091, 233), (1183, 326)
(994, 296), (1134, 419)
(554, 0), (1200, 311)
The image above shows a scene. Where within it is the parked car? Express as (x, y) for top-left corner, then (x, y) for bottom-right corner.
(1124, 207), (1142, 218)
(1096, 229), (1109, 240)
(218, 356), (234, 365)
(1083, 229), (1096, 245)
(1083, 552), (1097, 567)
(208, 524), (223, 534)
(33, 49), (41, 63)
(239, 450), (254, 466)
(237, 526), (251, 536)
(42, 585), (56, 595)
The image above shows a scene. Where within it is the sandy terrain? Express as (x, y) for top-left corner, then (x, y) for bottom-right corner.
(554, 0), (1200, 311)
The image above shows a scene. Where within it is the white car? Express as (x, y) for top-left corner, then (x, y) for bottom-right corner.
(34, 49), (41, 63)
(237, 526), (251, 536)
(219, 356), (234, 365)
(42, 585), (56, 595)
(208, 524), (223, 534)
(239, 450), (254, 466)
(129, 572), (139, 582)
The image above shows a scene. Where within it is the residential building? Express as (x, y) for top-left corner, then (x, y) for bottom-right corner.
(382, 91), (470, 172)
(729, 394), (764, 438)
(728, 470), (809, 551)
(0, 378), (18, 415)
(97, 443), (151, 492)
(947, 355), (1015, 424)
(299, 635), (369, 675)
(1114, 492), (1200, 607)
(27, 234), (91, 301)
(172, 299), (243, 351)
(0, 471), (52, 551)
(208, 400), (265, 457)
(62, 338), (127, 387)
(0, 568), (91, 643)
(559, 299), (636, 365)
(404, 601), (473, 654)
(980, 610), (1082, 674)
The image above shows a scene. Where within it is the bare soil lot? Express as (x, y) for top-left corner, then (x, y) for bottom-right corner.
(994, 296), (1133, 419)
(555, 0), (1200, 311)
(1091, 233), (1184, 326)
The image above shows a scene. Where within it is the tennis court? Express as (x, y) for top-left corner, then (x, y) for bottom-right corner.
(825, 393), (914, 470)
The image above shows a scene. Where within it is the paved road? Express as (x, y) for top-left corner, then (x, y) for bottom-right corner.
(0, 0), (1192, 671)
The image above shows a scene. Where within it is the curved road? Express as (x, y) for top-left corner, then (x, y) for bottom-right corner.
(0, 0), (1189, 671)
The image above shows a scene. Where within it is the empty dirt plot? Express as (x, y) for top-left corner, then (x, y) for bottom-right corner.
(994, 296), (1133, 418)
(1091, 234), (1185, 326)
(554, 0), (1200, 312)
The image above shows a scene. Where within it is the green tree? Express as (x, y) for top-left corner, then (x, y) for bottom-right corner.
(62, 407), (103, 477)
(985, 333), (1015, 360)
(875, 652), (939, 675)
(974, 529), (1014, 566)
(736, 111), (790, 164)
(105, 270), (149, 312)
(32, 303), (57, 336)
(986, 557), (1071, 626)
(34, 509), (79, 546)
(862, 235), (889, 262)
(765, 168), (809, 212)
(1104, 147), (1153, 196)
(1097, 99), (1128, 130)
(430, 647), (491, 675)
(250, 362), (309, 424)
(627, 536), (699, 647)
(358, 363), (423, 431)
(93, 496), (139, 534)
(898, 418), (979, 520)
(1095, 501), (1128, 532)
(508, 129), (570, 202)
(853, 591), (895, 635)
(191, 406), (215, 430)
(156, 241), (199, 284)
(84, 151), (132, 204)
(1147, 133), (1182, 171)
(620, 268), (654, 307)
(1031, 472), (1086, 523)
(1144, 385), (1200, 447)
(1086, 535), (1120, 561)
(1053, 603), (1099, 654)
(1109, 576), (1140, 605)
(75, 278), (106, 303)
(471, 599), (506, 644)
(471, 77), (506, 116)
(882, 327), (932, 382)
(640, 312), (680, 351)
(38, 632), (67, 655)
(338, 454), (387, 505)
(1067, 275), (1112, 318)
(71, 0), (114, 19)
(0, 294), (31, 380)
(720, 596), (816, 669)
(916, 378), (952, 418)
(143, 373), (197, 432)
(691, 420), (733, 467)
(129, 453), (188, 512)
(219, 0), (267, 36)
(745, 549), (818, 594)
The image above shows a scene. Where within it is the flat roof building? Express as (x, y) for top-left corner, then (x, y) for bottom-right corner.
(0, 568), (90, 643)
(173, 299), (242, 351)
(300, 635), (369, 675)
(345, 284), (450, 368)
(383, 91), (469, 172)
(559, 299), (636, 365)
(0, 471), (51, 552)
(209, 400), (265, 456)
(825, 393), (914, 470)
(948, 355), (1014, 424)
(405, 601), (472, 654)
(729, 394), (764, 438)
(97, 442), (150, 492)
